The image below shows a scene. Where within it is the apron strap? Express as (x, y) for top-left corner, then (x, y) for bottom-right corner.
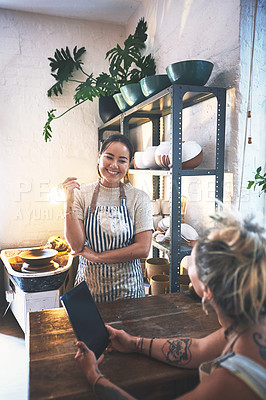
(119, 182), (126, 200)
(89, 181), (126, 213)
(89, 182), (100, 214)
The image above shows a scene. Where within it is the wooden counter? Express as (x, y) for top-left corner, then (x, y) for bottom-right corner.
(29, 292), (220, 400)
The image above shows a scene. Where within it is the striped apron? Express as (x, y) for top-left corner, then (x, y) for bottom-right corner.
(75, 182), (145, 303)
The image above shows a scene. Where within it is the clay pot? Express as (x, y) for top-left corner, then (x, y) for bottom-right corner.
(150, 274), (169, 295)
(146, 257), (169, 281)
(160, 199), (170, 216)
(155, 142), (170, 169)
(150, 199), (161, 216)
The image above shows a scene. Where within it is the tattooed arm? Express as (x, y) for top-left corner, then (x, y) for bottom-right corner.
(107, 326), (226, 369)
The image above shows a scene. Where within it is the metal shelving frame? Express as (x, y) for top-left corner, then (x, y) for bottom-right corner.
(98, 83), (226, 292)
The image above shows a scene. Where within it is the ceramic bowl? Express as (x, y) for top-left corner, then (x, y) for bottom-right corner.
(182, 141), (203, 169)
(113, 93), (130, 112)
(134, 151), (146, 169)
(20, 248), (58, 266)
(142, 146), (158, 169)
(157, 216), (170, 232)
(166, 60), (214, 86)
(181, 223), (199, 241)
(120, 83), (146, 107)
(153, 215), (163, 230)
(155, 141), (171, 169)
(140, 74), (171, 97)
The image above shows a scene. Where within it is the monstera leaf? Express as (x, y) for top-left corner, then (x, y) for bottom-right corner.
(47, 46), (86, 96)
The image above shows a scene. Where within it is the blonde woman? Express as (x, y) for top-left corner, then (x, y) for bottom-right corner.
(75, 208), (266, 399)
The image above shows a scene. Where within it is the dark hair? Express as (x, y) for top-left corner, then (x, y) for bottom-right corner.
(100, 134), (133, 162)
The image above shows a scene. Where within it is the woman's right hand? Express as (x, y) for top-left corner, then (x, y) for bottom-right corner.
(60, 177), (80, 204)
(106, 325), (138, 354)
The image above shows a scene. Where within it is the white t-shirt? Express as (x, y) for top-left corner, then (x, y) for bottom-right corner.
(73, 181), (153, 235)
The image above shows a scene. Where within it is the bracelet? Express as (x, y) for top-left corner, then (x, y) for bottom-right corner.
(136, 337), (143, 353)
(149, 338), (154, 358)
(92, 374), (105, 393)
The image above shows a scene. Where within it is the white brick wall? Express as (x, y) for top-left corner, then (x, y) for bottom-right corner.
(0, 9), (124, 248)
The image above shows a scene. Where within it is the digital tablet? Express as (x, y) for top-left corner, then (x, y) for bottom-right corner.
(60, 281), (110, 359)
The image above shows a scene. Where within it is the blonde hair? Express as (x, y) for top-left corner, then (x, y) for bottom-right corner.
(195, 208), (266, 328)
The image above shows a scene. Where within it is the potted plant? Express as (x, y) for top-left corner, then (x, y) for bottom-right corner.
(247, 166), (266, 196)
(43, 18), (156, 142)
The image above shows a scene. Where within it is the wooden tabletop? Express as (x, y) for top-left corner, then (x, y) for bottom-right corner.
(29, 292), (220, 400)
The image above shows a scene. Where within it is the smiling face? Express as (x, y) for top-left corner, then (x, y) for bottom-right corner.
(98, 141), (130, 188)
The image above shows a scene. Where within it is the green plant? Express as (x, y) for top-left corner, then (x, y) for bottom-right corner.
(43, 18), (156, 142)
(247, 166), (266, 196)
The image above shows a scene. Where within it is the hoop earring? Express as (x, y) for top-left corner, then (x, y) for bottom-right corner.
(202, 298), (209, 316)
(124, 171), (130, 183)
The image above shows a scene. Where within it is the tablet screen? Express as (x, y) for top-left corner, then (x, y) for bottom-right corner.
(60, 281), (110, 359)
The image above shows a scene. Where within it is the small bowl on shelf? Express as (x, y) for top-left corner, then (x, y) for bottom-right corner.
(113, 93), (130, 112)
(182, 141), (203, 169)
(120, 83), (146, 107)
(140, 74), (171, 98)
(166, 60), (214, 86)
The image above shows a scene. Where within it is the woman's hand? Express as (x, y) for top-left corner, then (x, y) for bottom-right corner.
(71, 245), (98, 262)
(75, 341), (104, 384)
(60, 177), (80, 205)
(106, 326), (138, 353)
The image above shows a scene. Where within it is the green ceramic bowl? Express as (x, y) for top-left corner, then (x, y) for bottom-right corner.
(166, 60), (214, 86)
(120, 83), (146, 107)
(113, 93), (130, 112)
(140, 74), (171, 97)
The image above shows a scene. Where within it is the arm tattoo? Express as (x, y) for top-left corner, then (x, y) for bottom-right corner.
(253, 332), (266, 361)
(95, 383), (133, 400)
(161, 338), (192, 365)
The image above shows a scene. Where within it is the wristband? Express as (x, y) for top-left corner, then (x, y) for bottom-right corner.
(149, 338), (154, 358)
(93, 374), (105, 393)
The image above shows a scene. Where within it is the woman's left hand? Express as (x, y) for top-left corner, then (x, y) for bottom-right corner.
(75, 341), (104, 384)
(71, 245), (98, 263)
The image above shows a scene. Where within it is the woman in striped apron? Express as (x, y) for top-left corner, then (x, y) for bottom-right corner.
(61, 134), (153, 302)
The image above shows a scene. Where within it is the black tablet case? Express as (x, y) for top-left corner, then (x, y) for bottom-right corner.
(60, 281), (110, 359)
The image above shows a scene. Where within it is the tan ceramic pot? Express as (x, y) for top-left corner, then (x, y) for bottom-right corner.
(150, 274), (169, 295)
(145, 257), (169, 281)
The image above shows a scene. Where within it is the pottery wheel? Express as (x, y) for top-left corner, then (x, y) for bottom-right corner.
(21, 261), (59, 273)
